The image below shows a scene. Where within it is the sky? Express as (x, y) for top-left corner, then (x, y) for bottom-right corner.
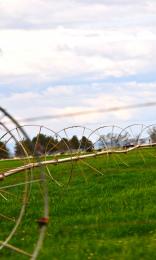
(0, 0), (156, 132)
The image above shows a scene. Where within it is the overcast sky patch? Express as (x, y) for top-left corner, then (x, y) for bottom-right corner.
(0, 0), (155, 128)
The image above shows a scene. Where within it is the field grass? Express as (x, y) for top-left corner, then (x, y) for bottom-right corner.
(0, 148), (156, 259)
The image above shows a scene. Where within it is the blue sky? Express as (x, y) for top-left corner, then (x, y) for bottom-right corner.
(0, 0), (156, 131)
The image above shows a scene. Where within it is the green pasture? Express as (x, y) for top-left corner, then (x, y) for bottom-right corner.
(0, 148), (156, 259)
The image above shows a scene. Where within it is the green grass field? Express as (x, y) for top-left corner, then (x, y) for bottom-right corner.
(0, 148), (156, 259)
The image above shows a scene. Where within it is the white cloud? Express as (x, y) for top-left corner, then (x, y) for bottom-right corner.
(0, 0), (156, 130)
(0, 0), (156, 29)
(0, 27), (155, 83)
(1, 82), (156, 132)
(0, 1), (155, 84)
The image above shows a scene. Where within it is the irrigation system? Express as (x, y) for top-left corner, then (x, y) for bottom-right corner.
(0, 107), (156, 259)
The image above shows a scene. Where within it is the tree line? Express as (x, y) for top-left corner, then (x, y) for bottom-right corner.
(0, 134), (93, 159)
(1, 127), (156, 159)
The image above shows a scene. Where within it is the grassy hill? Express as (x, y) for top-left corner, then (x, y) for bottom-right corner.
(0, 148), (156, 259)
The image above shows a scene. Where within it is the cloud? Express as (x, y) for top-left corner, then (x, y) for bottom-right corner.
(0, 27), (155, 86)
(1, 82), (156, 132)
(0, 1), (155, 85)
(0, 0), (155, 129)
(0, 0), (156, 29)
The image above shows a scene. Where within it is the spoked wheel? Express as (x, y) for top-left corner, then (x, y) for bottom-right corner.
(79, 125), (130, 175)
(0, 108), (48, 259)
(56, 126), (95, 184)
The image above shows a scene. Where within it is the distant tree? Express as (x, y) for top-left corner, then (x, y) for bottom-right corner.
(44, 136), (58, 154)
(0, 141), (9, 159)
(98, 132), (129, 148)
(14, 134), (59, 157)
(80, 136), (93, 152)
(14, 139), (32, 157)
(32, 134), (58, 155)
(98, 135), (107, 149)
(149, 127), (156, 143)
(105, 133), (119, 147)
(57, 138), (69, 152)
(32, 134), (47, 154)
(69, 135), (80, 150)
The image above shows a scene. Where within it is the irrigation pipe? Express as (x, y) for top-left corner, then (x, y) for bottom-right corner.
(1, 142), (156, 179)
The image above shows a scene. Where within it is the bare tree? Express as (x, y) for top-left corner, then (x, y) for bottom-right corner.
(148, 127), (156, 143)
